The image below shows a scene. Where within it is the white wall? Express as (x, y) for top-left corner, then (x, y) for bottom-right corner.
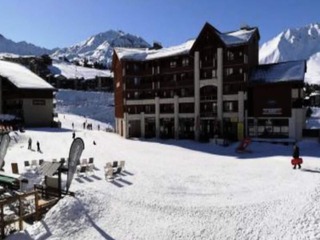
(23, 98), (53, 127)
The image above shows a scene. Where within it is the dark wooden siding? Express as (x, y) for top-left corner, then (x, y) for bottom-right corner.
(248, 83), (292, 117)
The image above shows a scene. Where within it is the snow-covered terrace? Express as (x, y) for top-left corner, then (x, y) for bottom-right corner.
(0, 60), (54, 89)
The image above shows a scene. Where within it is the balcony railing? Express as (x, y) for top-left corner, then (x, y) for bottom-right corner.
(200, 112), (217, 118)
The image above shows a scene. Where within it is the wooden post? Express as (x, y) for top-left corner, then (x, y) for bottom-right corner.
(35, 191), (39, 221)
(58, 166), (62, 199)
(1, 204), (4, 239)
(19, 195), (23, 230)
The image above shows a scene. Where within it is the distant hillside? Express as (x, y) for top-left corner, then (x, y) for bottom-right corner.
(56, 89), (115, 126)
(259, 23), (320, 84)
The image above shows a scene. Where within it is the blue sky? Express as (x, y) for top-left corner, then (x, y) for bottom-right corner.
(0, 0), (319, 49)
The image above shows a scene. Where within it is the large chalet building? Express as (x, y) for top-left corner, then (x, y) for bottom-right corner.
(113, 22), (306, 141)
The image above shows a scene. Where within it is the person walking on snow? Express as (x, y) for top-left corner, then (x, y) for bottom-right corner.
(28, 138), (32, 150)
(292, 144), (301, 169)
(37, 141), (41, 152)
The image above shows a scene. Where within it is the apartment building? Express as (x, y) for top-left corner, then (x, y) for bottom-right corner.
(113, 22), (305, 141)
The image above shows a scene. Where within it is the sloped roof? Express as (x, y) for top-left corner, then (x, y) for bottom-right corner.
(115, 39), (195, 61)
(218, 28), (257, 46)
(115, 23), (258, 62)
(249, 60), (306, 84)
(0, 60), (55, 90)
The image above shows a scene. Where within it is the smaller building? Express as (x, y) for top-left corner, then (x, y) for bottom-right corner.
(308, 91), (320, 106)
(0, 60), (56, 127)
(48, 60), (113, 92)
(247, 60), (306, 140)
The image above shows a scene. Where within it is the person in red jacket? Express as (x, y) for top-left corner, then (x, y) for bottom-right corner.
(292, 144), (301, 169)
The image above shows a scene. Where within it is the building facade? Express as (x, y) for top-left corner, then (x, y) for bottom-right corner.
(113, 22), (305, 141)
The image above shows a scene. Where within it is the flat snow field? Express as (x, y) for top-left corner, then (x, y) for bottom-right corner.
(4, 114), (320, 240)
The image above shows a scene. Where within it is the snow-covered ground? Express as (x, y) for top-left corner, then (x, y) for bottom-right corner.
(3, 91), (320, 239)
(55, 89), (115, 127)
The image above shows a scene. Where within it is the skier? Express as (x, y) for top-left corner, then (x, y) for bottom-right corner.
(72, 132), (76, 139)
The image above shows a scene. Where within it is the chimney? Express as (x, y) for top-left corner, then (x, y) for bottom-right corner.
(149, 41), (163, 50)
(240, 24), (251, 30)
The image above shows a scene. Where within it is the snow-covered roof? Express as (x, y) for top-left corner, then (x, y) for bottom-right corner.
(48, 60), (113, 80)
(115, 39), (195, 61)
(309, 91), (320, 97)
(218, 28), (257, 46)
(0, 60), (55, 89)
(249, 60), (306, 84)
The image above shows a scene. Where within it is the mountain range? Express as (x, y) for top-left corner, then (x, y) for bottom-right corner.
(0, 30), (150, 67)
(51, 30), (150, 67)
(0, 24), (320, 83)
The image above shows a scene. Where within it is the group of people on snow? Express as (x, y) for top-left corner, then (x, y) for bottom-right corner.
(28, 138), (41, 152)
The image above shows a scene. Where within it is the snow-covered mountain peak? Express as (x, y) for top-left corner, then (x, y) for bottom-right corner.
(260, 23), (320, 64)
(260, 23), (320, 84)
(51, 30), (150, 67)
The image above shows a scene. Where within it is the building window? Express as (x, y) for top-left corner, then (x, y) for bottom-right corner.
(173, 74), (177, 82)
(212, 102), (217, 113)
(223, 101), (238, 112)
(182, 58), (189, 66)
(212, 70), (216, 78)
(133, 64), (139, 72)
(225, 68), (233, 76)
(181, 73), (186, 81)
(170, 61), (177, 68)
(181, 88), (186, 97)
(134, 77), (140, 85)
(227, 51), (234, 61)
(244, 54), (248, 63)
